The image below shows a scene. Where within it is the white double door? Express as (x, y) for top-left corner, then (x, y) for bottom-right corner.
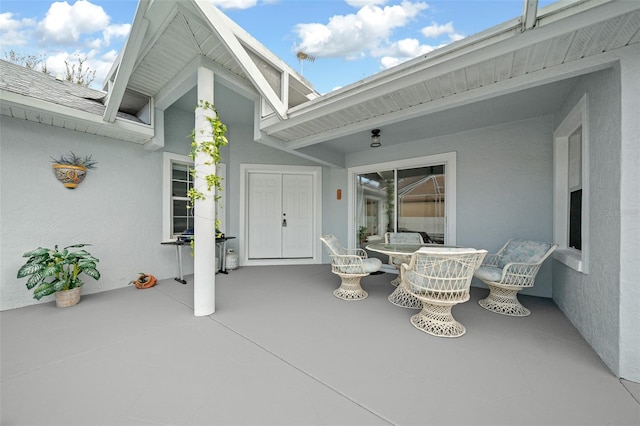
(248, 172), (314, 259)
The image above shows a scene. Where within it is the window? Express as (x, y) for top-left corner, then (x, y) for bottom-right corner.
(554, 95), (589, 273)
(171, 161), (194, 236)
(163, 152), (226, 241)
(348, 152), (456, 249)
(568, 127), (582, 250)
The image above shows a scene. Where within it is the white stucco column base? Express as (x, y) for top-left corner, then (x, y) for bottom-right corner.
(193, 67), (216, 316)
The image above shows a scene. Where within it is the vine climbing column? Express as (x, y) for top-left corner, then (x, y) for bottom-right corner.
(193, 67), (217, 316)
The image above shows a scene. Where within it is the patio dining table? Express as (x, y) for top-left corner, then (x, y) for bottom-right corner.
(366, 242), (455, 309)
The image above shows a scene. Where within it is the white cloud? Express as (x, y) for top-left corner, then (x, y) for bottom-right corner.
(380, 56), (401, 69)
(294, 1), (428, 59)
(208, 0), (258, 9)
(44, 51), (75, 76)
(421, 21), (453, 38)
(373, 37), (432, 57)
(102, 23), (130, 46)
(421, 21), (464, 42)
(375, 37), (435, 70)
(38, 0), (110, 45)
(345, 0), (388, 7)
(376, 19), (466, 71)
(43, 50), (112, 89)
(101, 49), (119, 64)
(0, 12), (36, 46)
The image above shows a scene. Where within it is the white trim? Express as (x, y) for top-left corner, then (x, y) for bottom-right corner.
(0, 90), (154, 143)
(162, 152), (226, 241)
(239, 163), (323, 267)
(162, 152), (193, 242)
(103, 12), (150, 123)
(347, 152), (457, 249)
(553, 94), (589, 273)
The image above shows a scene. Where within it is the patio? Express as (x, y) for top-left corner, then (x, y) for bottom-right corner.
(2, 264), (639, 425)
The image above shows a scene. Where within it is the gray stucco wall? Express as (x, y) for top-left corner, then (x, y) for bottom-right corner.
(164, 106), (194, 157)
(552, 68), (622, 377)
(619, 47), (640, 383)
(0, 116), (178, 310)
(346, 116), (555, 297)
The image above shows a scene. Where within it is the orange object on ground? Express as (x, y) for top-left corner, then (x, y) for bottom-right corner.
(133, 274), (157, 289)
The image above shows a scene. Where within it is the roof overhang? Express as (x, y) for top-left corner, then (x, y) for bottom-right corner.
(103, 0), (318, 125)
(258, 0), (640, 165)
(0, 89), (154, 144)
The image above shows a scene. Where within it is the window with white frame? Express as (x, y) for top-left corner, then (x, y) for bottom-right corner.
(553, 95), (589, 273)
(162, 152), (226, 241)
(348, 152), (456, 249)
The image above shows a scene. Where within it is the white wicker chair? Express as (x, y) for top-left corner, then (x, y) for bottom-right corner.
(401, 247), (487, 337)
(384, 232), (424, 287)
(474, 239), (557, 316)
(321, 235), (382, 301)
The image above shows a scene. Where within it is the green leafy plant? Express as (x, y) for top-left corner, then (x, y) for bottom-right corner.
(188, 99), (228, 240)
(50, 152), (98, 170)
(17, 244), (101, 300)
(358, 225), (368, 242)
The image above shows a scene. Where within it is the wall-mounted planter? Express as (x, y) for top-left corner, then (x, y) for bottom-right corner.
(53, 164), (87, 189)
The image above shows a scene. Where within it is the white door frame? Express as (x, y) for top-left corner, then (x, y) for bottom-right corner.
(239, 163), (322, 266)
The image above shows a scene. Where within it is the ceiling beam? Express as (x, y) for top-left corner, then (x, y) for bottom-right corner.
(193, 0), (288, 119)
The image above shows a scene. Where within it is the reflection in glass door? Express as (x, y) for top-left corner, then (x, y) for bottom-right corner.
(397, 165), (445, 244)
(355, 165), (446, 248)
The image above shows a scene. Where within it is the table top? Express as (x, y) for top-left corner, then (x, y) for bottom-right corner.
(366, 242), (455, 255)
(162, 236), (235, 245)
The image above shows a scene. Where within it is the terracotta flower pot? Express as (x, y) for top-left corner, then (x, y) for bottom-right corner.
(55, 287), (82, 308)
(53, 164), (87, 189)
(133, 274), (157, 289)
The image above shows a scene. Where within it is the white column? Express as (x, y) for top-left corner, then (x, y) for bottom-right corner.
(194, 67), (216, 316)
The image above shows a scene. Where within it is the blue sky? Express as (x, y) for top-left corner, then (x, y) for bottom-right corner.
(0, 0), (555, 94)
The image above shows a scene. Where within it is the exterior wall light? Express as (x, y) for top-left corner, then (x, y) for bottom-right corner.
(370, 129), (381, 148)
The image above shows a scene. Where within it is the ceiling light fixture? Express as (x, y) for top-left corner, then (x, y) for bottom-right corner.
(370, 129), (381, 148)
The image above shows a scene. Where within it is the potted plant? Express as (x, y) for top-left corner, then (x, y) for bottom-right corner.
(130, 273), (157, 289)
(51, 152), (97, 189)
(358, 226), (368, 245)
(16, 244), (101, 307)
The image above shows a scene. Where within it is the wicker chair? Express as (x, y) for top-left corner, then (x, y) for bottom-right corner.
(321, 235), (382, 301)
(384, 232), (424, 287)
(401, 247), (487, 337)
(474, 239), (557, 316)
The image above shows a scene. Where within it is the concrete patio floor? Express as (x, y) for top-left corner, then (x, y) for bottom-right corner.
(1, 264), (639, 425)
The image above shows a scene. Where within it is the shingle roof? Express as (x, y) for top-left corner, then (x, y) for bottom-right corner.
(0, 60), (142, 123)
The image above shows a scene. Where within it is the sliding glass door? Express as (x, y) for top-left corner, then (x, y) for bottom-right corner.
(350, 153), (456, 249)
(397, 165), (445, 244)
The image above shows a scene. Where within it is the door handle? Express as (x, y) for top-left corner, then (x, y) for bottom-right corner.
(282, 213), (287, 227)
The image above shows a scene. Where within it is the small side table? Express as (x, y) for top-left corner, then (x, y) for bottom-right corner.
(161, 240), (189, 284)
(161, 236), (237, 283)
